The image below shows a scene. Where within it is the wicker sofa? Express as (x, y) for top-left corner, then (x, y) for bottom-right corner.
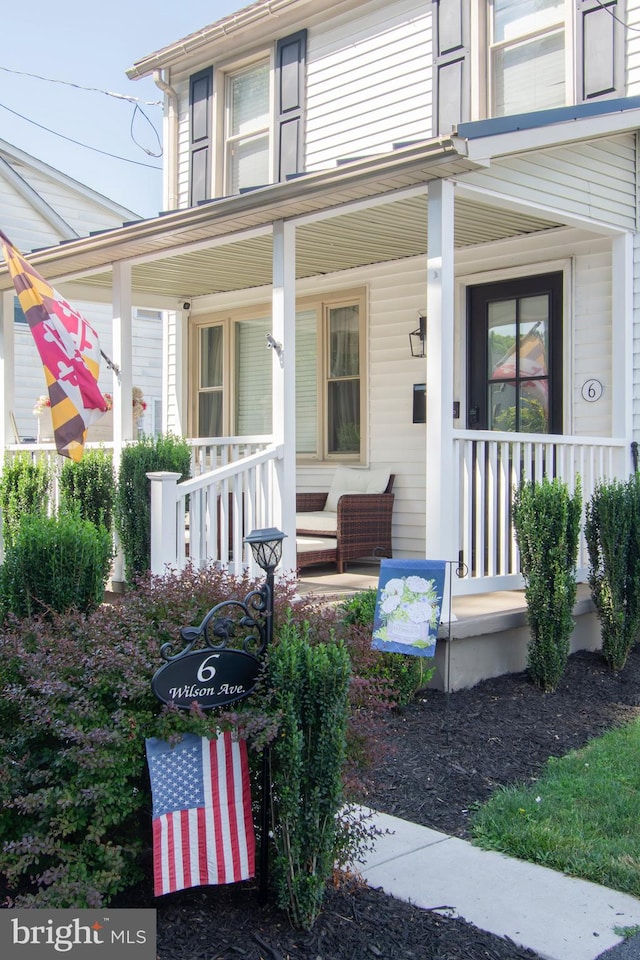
(296, 468), (395, 573)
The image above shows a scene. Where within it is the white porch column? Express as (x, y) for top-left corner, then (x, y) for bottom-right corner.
(111, 262), (133, 588)
(272, 219), (297, 573)
(425, 179), (457, 561)
(0, 290), (14, 449)
(611, 232), (633, 466)
(111, 262), (134, 447)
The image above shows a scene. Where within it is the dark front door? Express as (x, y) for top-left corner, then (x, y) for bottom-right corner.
(467, 272), (563, 433)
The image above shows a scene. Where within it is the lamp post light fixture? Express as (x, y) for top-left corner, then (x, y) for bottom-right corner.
(244, 526), (286, 648)
(243, 526), (286, 900)
(409, 314), (427, 358)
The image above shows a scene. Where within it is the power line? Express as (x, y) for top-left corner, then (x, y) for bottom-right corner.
(0, 99), (162, 168)
(0, 64), (162, 105)
(593, 0), (640, 34)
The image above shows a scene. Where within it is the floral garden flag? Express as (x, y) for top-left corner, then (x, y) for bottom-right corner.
(372, 559), (446, 657)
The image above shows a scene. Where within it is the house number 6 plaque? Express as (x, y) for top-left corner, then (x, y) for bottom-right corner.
(581, 379), (603, 403)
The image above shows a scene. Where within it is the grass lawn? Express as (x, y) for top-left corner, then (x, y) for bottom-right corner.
(470, 717), (640, 897)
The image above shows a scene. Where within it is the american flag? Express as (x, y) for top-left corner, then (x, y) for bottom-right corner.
(145, 732), (255, 896)
(0, 230), (107, 461)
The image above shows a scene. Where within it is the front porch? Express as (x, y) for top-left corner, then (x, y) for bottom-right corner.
(1, 123), (637, 606)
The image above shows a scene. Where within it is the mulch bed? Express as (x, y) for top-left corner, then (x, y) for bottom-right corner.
(150, 643), (640, 960)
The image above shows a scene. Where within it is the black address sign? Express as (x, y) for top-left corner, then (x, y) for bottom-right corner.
(151, 648), (262, 710)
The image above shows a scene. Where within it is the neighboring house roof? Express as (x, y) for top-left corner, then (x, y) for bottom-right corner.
(0, 139), (139, 252)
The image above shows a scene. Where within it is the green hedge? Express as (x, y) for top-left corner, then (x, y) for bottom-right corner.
(114, 435), (191, 581)
(585, 474), (640, 671)
(1, 512), (113, 619)
(513, 476), (582, 691)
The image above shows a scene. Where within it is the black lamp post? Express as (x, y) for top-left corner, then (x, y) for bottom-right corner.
(243, 526), (286, 900)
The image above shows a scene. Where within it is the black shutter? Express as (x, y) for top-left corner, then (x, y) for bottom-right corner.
(275, 29), (307, 181)
(432, 0), (470, 135)
(576, 0), (625, 101)
(189, 67), (213, 205)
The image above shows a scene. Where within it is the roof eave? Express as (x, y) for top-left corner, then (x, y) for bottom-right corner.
(0, 137), (476, 290)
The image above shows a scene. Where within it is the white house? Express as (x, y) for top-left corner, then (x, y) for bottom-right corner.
(2, 0), (640, 595)
(0, 138), (163, 439)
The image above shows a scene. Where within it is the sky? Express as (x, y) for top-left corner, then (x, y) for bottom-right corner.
(2, 0), (244, 220)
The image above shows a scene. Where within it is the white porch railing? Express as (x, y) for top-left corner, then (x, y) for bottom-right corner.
(452, 430), (630, 595)
(149, 443), (284, 579)
(189, 436), (273, 476)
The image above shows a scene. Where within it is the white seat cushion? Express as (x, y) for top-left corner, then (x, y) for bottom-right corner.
(296, 511), (337, 534)
(324, 466), (390, 512)
(296, 536), (338, 554)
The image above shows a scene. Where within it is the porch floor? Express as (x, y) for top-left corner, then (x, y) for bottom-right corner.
(296, 559), (538, 624)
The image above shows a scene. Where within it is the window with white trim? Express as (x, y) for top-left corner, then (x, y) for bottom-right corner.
(193, 290), (365, 461)
(489, 0), (566, 116)
(225, 60), (271, 195)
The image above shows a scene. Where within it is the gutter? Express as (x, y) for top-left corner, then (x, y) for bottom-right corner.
(127, 0), (310, 79)
(153, 70), (179, 211)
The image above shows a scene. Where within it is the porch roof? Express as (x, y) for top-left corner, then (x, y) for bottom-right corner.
(0, 136), (564, 303)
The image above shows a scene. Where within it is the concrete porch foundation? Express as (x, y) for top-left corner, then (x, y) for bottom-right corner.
(430, 585), (600, 692)
(296, 564), (602, 692)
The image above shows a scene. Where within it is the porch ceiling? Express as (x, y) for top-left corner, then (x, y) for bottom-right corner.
(0, 137), (562, 302)
(48, 194), (561, 301)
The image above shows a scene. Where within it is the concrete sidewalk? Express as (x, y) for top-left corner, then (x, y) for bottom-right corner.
(357, 810), (640, 960)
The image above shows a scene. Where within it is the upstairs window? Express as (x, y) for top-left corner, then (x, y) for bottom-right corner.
(490, 0), (566, 116)
(225, 61), (271, 194)
(188, 30), (307, 205)
(481, 0), (625, 120)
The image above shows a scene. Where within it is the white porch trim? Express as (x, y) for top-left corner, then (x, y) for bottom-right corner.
(425, 179), (457, 564)
(611, 231), (634, 439)
(272, 219), (298, 572)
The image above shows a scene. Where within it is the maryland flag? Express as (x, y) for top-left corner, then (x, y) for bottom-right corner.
(0, 230), (108, 461)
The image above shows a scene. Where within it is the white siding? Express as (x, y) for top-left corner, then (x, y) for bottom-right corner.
(632, 230), (640, 439)
(627, 0), (640, 96)
(463, 136), (638, 232)
(170, 0), (433, 209)
(0, 144), (162, 439)
(18, 165), (131, 235)
(0, 176), (64, 252)
(305, 0), (432, 169)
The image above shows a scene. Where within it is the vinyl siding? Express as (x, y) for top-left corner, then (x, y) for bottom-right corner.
(463, 136), (637, 232)
(626, 0), (640, 96)
(305, 0), (432, 169)
(1, 148), (162, 438)
(632, 230), (640, 438)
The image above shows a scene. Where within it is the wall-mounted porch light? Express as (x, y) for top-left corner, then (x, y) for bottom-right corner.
(409, 314), (427, 358)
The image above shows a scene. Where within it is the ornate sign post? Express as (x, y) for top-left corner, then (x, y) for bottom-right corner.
(150, 528), (286, 899)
